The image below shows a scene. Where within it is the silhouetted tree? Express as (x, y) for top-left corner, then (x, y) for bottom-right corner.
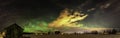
(48, 31), (51, 35)
(74, 32), (77, 35)
(91, 31), (98, 34)
(54, 31), (61, 34)
(109, 29), (117, 34)
(104, 29), (117, 34)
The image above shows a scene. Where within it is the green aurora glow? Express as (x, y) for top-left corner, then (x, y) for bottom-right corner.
(22, 18), (104, 33)
(23, 19), (54, 33)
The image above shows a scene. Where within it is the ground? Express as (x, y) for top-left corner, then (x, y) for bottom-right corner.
(23, 34), (120, 38)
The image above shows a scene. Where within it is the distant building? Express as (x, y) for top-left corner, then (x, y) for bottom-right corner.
(4, 23), (23, 38)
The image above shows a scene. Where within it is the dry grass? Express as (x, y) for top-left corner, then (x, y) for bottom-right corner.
(24, 34), (120, 38)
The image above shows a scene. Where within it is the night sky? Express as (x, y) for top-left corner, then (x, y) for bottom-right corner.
(0, 0), (120, 32)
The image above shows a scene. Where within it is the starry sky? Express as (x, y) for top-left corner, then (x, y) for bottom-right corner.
(0, 0), (120, 32)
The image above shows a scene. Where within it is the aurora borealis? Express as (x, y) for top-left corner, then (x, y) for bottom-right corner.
(0, 0), (120, 33)
(23, 8), (88, 32)
(23, 19), (50, 32)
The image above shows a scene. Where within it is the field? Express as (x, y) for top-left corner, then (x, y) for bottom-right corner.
(23, 34), (120, 38)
